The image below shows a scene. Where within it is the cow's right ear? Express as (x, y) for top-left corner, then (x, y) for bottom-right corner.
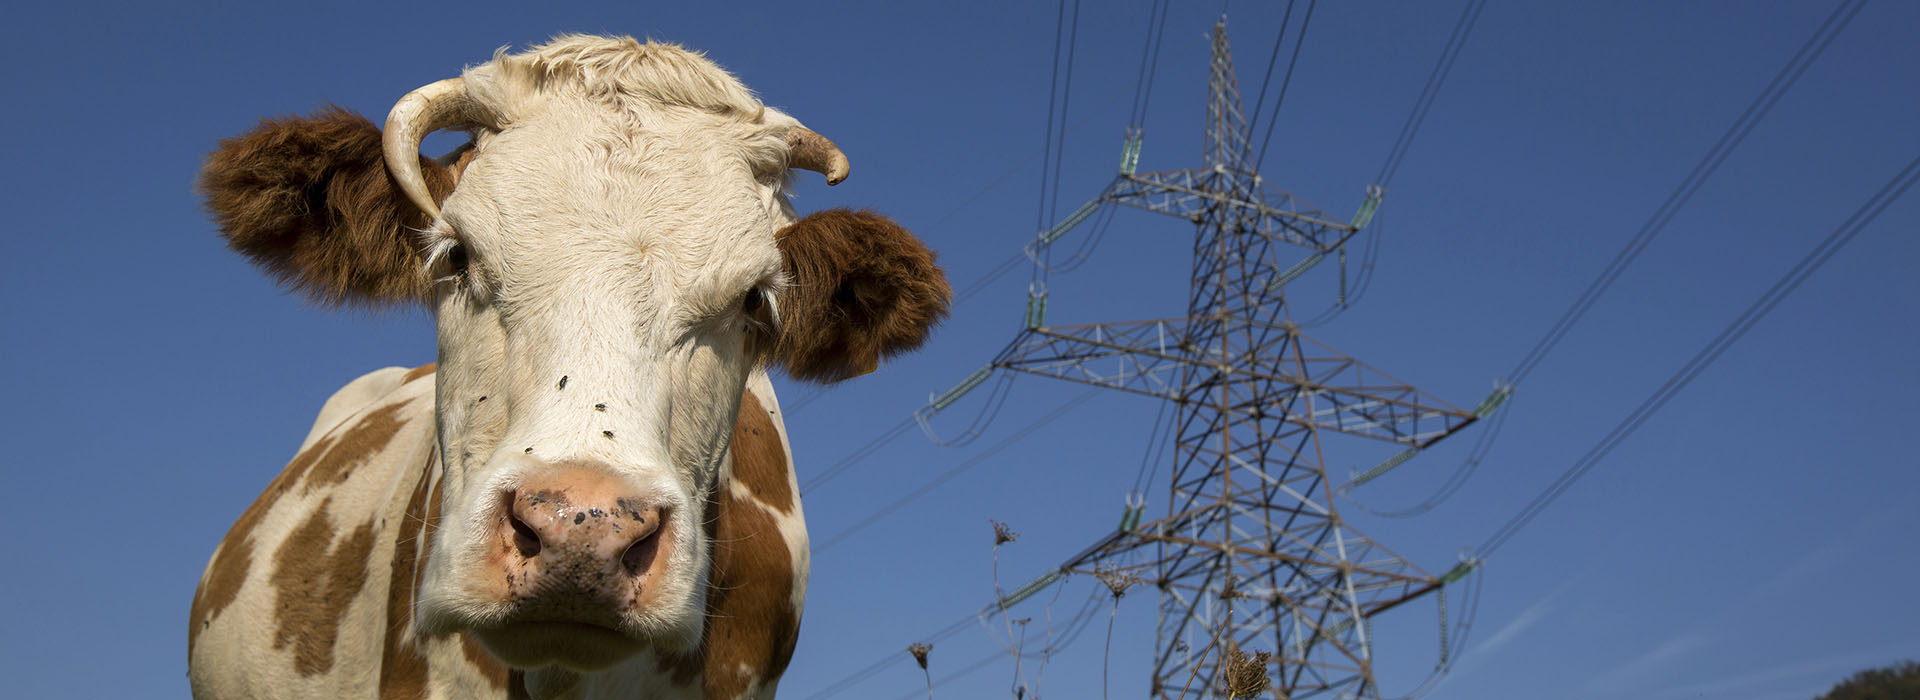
(772, 209), (952, 383)
(200, 107), (454, 307)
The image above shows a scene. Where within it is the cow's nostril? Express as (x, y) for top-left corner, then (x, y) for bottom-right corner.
(620, 507), (667, 576)
(621, 527), (661, 575)
(509, 512), (542, 558)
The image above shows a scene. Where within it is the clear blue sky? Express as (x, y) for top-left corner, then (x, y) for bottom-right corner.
(3, 1), (1915, 698)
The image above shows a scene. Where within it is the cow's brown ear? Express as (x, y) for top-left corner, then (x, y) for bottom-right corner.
(200, 107), (453, 307)
(774, 209), (952, 383)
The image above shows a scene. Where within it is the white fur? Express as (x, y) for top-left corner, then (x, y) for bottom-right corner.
(413, 36), (804, 676)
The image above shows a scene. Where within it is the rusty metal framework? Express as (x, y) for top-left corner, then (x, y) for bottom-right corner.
(990, 22), (1478, 699)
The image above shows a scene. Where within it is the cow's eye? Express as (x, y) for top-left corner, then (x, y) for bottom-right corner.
(738, 287), (776, 337)
(446, 243), (470, 275)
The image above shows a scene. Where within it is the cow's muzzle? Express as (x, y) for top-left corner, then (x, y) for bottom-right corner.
(475, 462), (679, 667)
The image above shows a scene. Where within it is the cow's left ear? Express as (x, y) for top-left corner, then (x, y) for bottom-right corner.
(774, 209), (952, 383)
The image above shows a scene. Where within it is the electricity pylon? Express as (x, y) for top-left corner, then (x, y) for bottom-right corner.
(988, 21), (1483, 699)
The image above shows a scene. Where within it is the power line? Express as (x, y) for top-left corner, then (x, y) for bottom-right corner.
(1242, 0), (1298, 160)
(1048, 0), (1084, 227)
(799, 613), (978, 700)
(1298, 0), (1485, 327)
(1479, 150), (1920, 557)
(814, 388), (1101, 554)
(1375, 0), (1489, 188)
(785, 71), (1134, 418)
(1252, 0), (1316, 174)
(1504, 0), (1865, 387)
(799, 415), (916, 491)
(800, 558), (1108, 699)
(1037, 0), (1080, 233)
(1342, 0), (1865, 514)
(1127, 0), (1173, 129)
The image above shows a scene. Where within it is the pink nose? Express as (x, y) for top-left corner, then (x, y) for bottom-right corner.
(499, 464), (671, 593)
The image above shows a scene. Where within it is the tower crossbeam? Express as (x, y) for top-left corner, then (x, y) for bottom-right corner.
(994, 321), (1478, 447)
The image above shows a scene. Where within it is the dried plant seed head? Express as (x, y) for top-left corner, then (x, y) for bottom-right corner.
(991, 519), (1019, 546)
(907, 642), (932, 670)
(1012, 616), (1031, 627)
(1095, 564), (1137, 598)
(1219, 648), (1272, 698)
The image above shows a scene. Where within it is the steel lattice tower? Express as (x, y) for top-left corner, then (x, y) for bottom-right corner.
(988, 22), (1481, 699)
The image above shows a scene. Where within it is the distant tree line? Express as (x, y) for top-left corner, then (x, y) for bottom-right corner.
(1815, 660), (1920, 699)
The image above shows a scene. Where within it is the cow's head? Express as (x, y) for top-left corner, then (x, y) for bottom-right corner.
(202, 36), (949, 670)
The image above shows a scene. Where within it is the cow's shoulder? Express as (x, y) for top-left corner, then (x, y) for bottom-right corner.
(189, 363), (451, 698)
(299, 364), (436, 451)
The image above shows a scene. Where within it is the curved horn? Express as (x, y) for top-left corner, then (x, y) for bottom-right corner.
(787, 127), (850, 186)
(384, 77), (484, 220)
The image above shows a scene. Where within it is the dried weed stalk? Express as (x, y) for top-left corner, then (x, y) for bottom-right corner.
(1094, 564), (1140, 700)
(990, 519), (1025, 697)
(1219, 648), (1273, 699)
(907, 642), (933, 699)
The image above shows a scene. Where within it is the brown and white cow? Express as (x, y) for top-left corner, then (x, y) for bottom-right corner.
(187, 36), (950, 699)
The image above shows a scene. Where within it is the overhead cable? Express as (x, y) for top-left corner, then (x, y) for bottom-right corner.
(1479, 150), (1919, 557)
(815, 388), (1103, 554)
(1341, 0), (1865, 512)
(1253, 0), (1317, 174)
(1504, 0), (1866, 387)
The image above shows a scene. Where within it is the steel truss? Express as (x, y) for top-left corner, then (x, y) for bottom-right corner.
(990, 21), (1476, 699)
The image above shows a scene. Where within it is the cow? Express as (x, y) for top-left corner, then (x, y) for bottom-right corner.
(187, 35), (951, 699)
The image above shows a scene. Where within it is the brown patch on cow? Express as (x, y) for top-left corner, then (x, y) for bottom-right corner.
(190, 397), (413, 659)
(377, 450), (435, 699)
(190, 432), (333, 651)
(774, 208), (951, 383)
(402, 363), (437, 383)
(270, 500), (379, 676)
(653, 397), (802, 695)
(701, 486), (800, 697)
(188, 533), (252, 655)
(201, 107), (454, 307)
(730, 390), (793, 513)
(301, 402), (409, 493)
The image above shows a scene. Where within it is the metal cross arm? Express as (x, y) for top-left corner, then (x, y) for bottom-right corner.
(1106, 169), (1363, 253)
(991, 319), (1480, 446)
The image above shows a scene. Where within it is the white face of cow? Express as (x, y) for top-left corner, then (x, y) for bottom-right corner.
(203, 34), (949, 674)
(404, 42), (805, 669)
